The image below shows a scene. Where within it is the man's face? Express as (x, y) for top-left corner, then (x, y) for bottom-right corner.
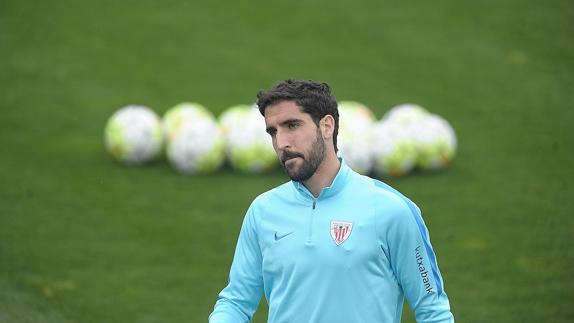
(264, 101), (325, 182)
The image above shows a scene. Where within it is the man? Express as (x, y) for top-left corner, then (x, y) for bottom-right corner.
(209, 79), (454, 323)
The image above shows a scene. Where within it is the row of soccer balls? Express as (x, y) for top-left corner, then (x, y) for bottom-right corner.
(104, 101), (457, 177)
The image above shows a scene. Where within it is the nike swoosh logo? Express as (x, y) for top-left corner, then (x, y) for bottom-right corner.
(274, 231), (294, 241)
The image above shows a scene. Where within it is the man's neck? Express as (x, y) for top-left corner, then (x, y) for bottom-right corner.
(303, 153), (341, 198)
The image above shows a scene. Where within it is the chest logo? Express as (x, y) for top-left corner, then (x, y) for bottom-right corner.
(274, 231), (293, 241)
(330, 220), (353, 246)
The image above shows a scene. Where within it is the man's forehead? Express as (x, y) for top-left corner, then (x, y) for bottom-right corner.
(265, 101), (307, 122)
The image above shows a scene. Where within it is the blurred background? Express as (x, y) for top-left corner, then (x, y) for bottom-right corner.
(1, 0), (573, 322)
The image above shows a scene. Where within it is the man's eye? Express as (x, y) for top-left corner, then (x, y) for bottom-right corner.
(288, 123), (298, 129)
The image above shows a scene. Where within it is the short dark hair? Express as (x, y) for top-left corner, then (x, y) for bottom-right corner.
(256, 79), (339, 152)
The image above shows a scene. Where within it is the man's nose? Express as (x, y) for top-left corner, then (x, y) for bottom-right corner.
(275, 130), (291, 151)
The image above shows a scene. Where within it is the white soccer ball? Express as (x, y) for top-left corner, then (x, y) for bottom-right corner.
(371, 119), (418, 177)
(383, 103), (430, 127)
(219, 105), (277, 173)
(164, 103), (225, 174)
(163, 102), (210, 143)
(337, 101), (376, 174)
(406, 114), (457, 170)
(104, 105), (163, 165)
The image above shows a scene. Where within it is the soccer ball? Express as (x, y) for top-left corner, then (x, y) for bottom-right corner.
(382, 103), (430, 126)
(337, 101), (376, 174)
(219, 105), (277, 173)
(406, 114), (457, 170)
(163, 103), (225, 174)
(163, 102), (210, 143)
(371, 119), (418, 177)
(104, 105), (163, 165)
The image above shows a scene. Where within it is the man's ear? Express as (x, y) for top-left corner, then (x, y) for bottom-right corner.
(320, 115), (335, 139)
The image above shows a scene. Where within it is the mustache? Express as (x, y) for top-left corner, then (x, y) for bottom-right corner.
(281, 150), (304, 163)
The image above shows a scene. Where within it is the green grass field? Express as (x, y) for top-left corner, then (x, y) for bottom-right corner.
(1, 0), (573, 322)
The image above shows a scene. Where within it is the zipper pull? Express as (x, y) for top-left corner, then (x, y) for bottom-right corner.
(312, 200), (316, 209)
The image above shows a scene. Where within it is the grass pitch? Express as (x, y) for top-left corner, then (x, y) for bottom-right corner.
(1, 0), (573, 322)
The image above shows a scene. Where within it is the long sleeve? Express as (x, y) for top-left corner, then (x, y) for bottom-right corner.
(383, 198), (455, 323)
(209, 206), (264, 323)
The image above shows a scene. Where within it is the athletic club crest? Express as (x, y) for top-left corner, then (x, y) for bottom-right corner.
(330, 220), (353, 246)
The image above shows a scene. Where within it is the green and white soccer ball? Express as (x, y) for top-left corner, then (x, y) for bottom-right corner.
(163, 102), (210, 143)
(104, 105), (163, 165)
(219, 105), (277, 173)
(163, 103), (225, 174)
(406, 114), (457, 170)
(383, 103), (430, 127)
(372, 119), (418, 177)
(337, 101), (376, 174)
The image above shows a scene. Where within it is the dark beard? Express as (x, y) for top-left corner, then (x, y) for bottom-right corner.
(281, 128), (325, 182)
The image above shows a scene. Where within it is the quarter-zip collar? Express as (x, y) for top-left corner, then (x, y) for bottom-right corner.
(292, 158), (351, 202)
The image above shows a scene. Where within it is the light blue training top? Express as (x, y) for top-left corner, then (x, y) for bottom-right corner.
(209, 160), (454, 323)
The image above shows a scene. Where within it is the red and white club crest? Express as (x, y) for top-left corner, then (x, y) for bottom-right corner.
(330, 220), (353, 246)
